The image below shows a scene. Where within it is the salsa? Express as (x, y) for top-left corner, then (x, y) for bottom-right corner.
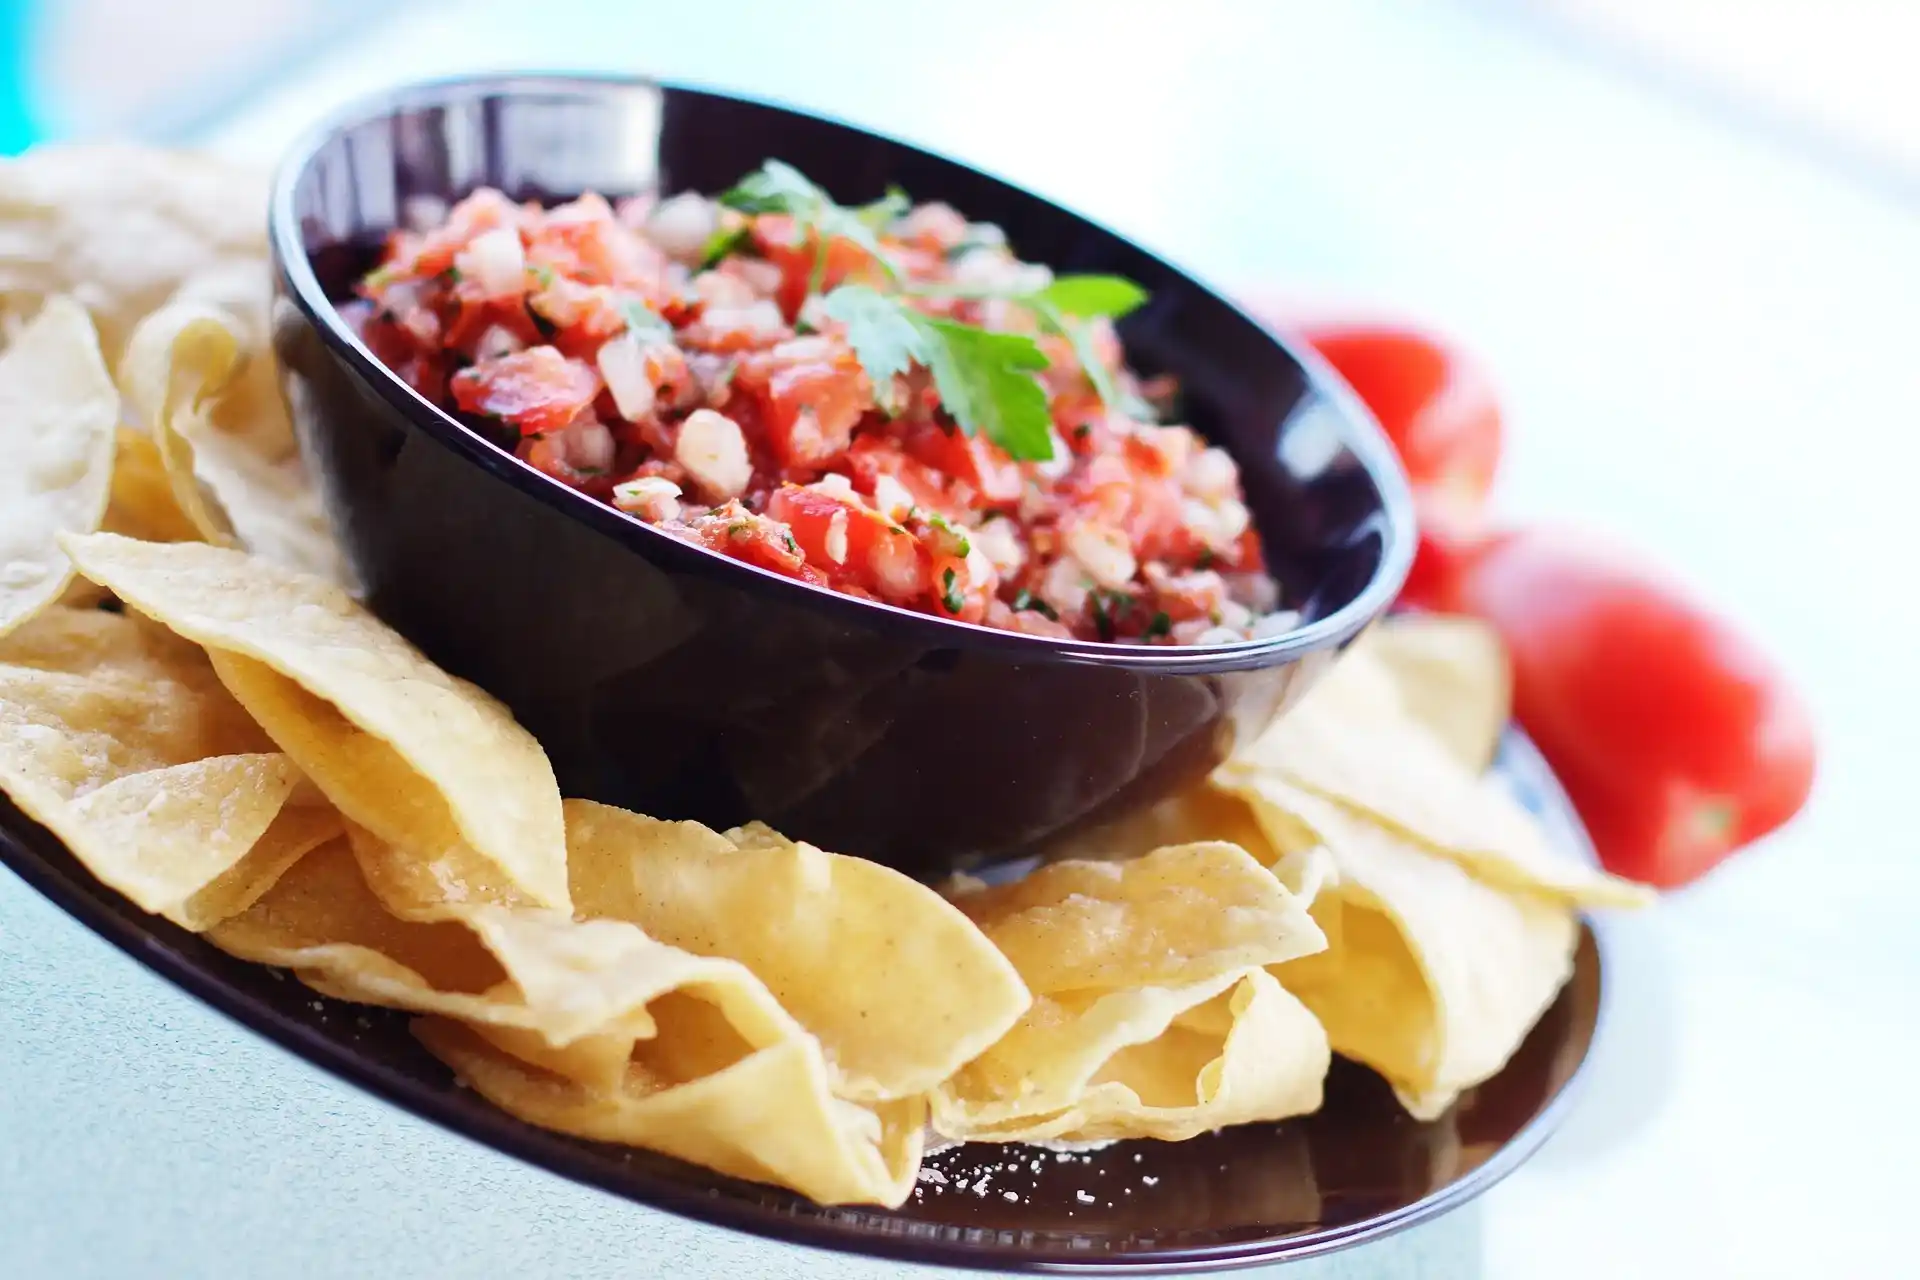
(351, 162), (1293, 644)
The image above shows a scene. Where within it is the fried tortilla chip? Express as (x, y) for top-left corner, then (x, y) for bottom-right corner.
(417, 1018), (925, 1207)
(102, 427), (202, 544)
(933, 968), (1328, 1143)
(0, 606), (321, 924)
(59, 534), (570, 913)
(948, 840), (1325, 995)
(1235, 777), (1578, 1120)
(557, 802), (1028, 1102)
(211, 835), (795, 1049)
(0, 296), (118, 639)
(1361, 615), (1511, 772)
(934, 840), (1330, 1142)
(0, 144), (266, 367)
(1227, 645), (1649, 909)
(118, 271), (342, 583)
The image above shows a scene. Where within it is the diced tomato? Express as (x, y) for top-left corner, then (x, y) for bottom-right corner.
(928, 552), (985, 623)
(386, 189), (525, 280)
(527, 192), (669, 290)
(734, 338), (872, 469)
(450, 347), (601, 436)
(905, 423), (1022, 507)
(752, 214), (880, 319)
(844, 436), (962, 518)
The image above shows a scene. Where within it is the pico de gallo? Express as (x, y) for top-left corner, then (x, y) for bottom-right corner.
(349, 161), (1294, 644)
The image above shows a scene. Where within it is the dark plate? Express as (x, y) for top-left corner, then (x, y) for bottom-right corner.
(0, 726), (1604, 1273)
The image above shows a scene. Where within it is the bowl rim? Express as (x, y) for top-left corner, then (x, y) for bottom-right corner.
(268, 70), (1415, 674)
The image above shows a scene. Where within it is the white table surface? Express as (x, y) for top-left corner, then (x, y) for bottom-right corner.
(3, 2), (1914, 1276)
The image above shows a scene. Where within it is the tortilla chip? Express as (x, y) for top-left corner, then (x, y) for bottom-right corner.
(58, 533), (570, 913)
(948, 840), (1325, 995)
(559, 802), (1029, 1102)
(171, 798), (344, 931)
(0, 604), (320, 923)
(1227, 646), (1648, 909)
(1361, 615), (1511, 772)
(1238, 777), (1578, 1120)
(102, 427), (202, 544)
(0, 296), (118, 639)
(118, 273), (342, 583)
(933, 840), (1329, 1142)
(417, 1018), (925, 1207)
(934, 968), (1328, 1143)
(0, 144), (267, 367)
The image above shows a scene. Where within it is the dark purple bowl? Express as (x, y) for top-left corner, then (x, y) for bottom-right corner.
(267, 73), (1415, 878)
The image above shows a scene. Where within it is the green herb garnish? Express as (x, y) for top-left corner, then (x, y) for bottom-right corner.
(698, 223), (751, 270)
(941, 567), (965, 614)
(824, 283), (1055, 461)
(1142, 610), (1172, 641)
(531, 265), (556, 289)
(784, 532), (800, 554)
(439, 265), (463, 285)
(1010, 589), (1058, 621)
(619, 299), (675, 345)
(718, 160), (901, 295)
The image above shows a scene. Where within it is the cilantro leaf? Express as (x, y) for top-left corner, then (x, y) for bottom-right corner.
(856, 185), (911, 232)
(698, 223), (750, 269)
(619, 299), (675, 345)
(915, 317), (1054, 462)
(715, 160), (896, 295)
(822, 285), (921, 400)
(1030, 298), (1133, 423)
(1034, 274), (1148, 320)
(716, 159), (823, 215)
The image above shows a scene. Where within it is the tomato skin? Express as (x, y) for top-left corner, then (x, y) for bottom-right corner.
(1293, 322), (1504, 513)
(449, 347), (601, 436)
(1439, 527), (1817, 888)
(1256, 314), (1505, 606)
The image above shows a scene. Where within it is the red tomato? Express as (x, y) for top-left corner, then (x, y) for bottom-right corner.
(734, 339), (871, 469)
(1255, 314), (1505, 608)
(1437, 527), (1816, 888)
(449, 347), (601, 435)
(751, 215), (878, 319)
(1293, 322), (1503, 514)
(905, 423), (1022, 507)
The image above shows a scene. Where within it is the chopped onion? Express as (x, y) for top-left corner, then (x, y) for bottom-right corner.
(674, 409), (753, 501)
(455, 227), (526, 297)
(644, 192), (718, 264)
(597, 336), (656, 422)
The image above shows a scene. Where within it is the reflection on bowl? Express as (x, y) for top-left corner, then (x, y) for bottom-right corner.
(268, 74), (1413, 878)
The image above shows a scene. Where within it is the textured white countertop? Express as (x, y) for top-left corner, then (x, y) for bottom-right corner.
(2, 2), (1912, 1276)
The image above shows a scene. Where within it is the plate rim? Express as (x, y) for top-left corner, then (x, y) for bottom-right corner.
(0, 726), (1610, 1274)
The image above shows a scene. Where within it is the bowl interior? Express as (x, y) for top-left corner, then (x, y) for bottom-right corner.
(278, 74), (1412, 649)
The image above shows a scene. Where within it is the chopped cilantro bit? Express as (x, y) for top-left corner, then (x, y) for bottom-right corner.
(1142, 610), (1172, 640)
(823, 284), (920, 405)
(1032, 274), (1148, 320)
(941, 567), (965, 614)
(438, 265), (462, 284)
(531, 265), (556, 289)
(727, 521), (749, 537)
(1090, 588), (1135, 642)
(716, 160), (897, 297)
(783, 532), (799, 554)
(620, 299), (675, 345)
(926, 512), (970, 557)
(1010, 589), (1058, 621)
(856, 185), (911, 231)
(698, 223), (750, 270)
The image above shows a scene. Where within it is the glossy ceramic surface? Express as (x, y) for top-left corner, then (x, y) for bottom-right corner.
(0, 724), (1600, 1274)
(267, 74), (1414, 878)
